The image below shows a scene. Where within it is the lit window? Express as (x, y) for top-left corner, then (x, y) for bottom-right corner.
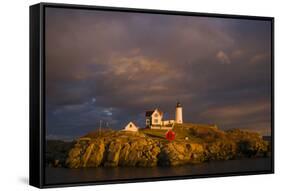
(154, 119), (158, 123)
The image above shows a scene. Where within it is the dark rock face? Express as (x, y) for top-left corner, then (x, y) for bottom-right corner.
(45, 140), (74, 167)
(226, 129), (269, 157)
(64, 129), (269, 168)
(104, 141), (122, 167)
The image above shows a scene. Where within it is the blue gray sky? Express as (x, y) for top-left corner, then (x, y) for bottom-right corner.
(45, 7), (272, 140)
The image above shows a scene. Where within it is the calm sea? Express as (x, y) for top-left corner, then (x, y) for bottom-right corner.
(45, 157), (271, 185)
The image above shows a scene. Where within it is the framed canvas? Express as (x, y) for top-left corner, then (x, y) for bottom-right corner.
(29, 2), (274, 188)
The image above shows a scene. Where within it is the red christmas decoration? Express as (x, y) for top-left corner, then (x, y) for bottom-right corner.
(165, 130), (176, 141)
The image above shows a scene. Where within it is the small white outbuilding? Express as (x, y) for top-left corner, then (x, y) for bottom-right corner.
(123, 122), (138, 132)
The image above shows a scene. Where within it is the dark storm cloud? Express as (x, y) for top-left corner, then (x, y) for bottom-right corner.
(45, 7), (272, 139)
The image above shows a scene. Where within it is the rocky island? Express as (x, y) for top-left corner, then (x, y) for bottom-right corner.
(46, 123), (270, 168)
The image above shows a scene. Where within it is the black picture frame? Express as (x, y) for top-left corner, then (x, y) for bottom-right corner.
(30, 2), (274, 188)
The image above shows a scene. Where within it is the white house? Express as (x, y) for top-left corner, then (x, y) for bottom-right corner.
(123, 122), (138, 132)
(145, 108), (163, 129)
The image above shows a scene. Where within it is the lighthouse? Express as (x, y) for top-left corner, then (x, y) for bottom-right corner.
(175, 102), (183, 124)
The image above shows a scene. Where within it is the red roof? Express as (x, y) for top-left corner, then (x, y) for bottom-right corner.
(145, 110), (154, 117)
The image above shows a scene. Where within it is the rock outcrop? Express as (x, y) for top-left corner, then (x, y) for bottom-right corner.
(62, 127), (269, 168)
(158, 142), (204, 166)
(65, 131), (162, 168)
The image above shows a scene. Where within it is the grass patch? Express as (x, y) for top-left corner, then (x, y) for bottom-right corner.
(140, 123), (223, 143)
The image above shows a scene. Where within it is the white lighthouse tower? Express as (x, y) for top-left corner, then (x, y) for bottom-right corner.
(175, 102), (183, 124)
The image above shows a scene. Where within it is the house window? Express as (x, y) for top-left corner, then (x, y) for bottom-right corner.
(154, 119), (158, 123)
(129, 124), (132, 127)
(154, 113), (158, 117)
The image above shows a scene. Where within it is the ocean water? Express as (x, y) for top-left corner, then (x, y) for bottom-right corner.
(45, 157), (272, 185)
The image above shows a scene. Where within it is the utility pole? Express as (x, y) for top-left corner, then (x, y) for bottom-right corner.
(99, 120), (102, 136)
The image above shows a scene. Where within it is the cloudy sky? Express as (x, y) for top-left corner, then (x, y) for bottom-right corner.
(45, 7), (272, 140)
